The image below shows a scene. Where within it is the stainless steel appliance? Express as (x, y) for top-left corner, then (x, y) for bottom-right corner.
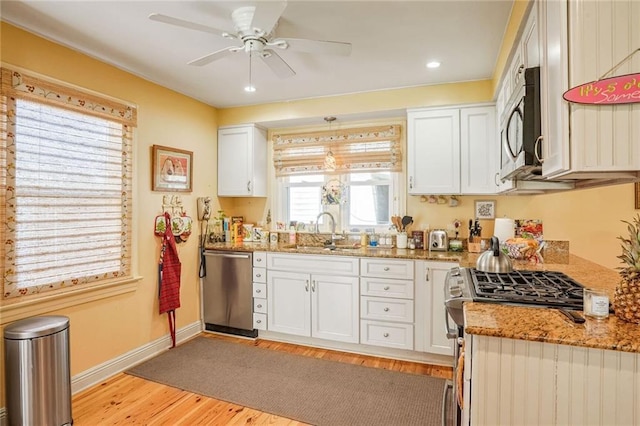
(474, 236), (513, 273)
(202, 250), (257, 338)
(500, 66), (542, 181)
(429, 229), (449, 251)
(442, 266), (591, 425)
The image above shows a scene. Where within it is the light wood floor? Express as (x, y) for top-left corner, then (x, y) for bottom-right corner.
(72, 333), (453, 425)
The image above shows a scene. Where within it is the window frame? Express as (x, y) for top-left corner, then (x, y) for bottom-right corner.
(1, 66), (137, 302)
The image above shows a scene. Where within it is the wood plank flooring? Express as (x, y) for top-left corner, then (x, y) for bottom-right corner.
(71, 333), (453, 425)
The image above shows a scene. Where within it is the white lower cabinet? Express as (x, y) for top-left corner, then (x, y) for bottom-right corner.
(414, 260), (456, 355)
(360, 258), (415, 350)
(266, 254), (359, 344)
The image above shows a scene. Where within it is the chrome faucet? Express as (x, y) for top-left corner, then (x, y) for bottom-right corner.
(315, 211), (343, 243)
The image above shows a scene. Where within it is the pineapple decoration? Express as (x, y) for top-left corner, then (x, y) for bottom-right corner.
(614, 214), (640, 323)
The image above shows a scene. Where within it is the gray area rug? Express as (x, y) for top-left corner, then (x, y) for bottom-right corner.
(126, 336), (446, 426)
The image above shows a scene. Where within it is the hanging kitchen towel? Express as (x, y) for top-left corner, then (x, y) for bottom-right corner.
(158, 212), (181, 347)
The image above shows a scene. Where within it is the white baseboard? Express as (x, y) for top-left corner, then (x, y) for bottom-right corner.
(71, 320), (202, 394)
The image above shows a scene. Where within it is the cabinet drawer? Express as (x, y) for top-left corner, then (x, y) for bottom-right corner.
(360, 320), (414, 350)
(360, 258), (414, 280)
(267, 253), (358, 276)
(253, 313), (267, 330)
(253, 251), (267, 267)
(360, 276), (414, 299)
(252, 282), (266, 298)
(253, 298), (267, 314)
(360, 296), (414, 323)
(253, 267), (266, 283)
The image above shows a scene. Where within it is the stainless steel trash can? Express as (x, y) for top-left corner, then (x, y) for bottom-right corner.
(4, 315), (72, 426)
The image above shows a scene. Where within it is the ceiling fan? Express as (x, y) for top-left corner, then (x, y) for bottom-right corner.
(149, 2), (352, 78)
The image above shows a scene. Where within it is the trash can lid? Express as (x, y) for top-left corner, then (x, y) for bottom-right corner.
(4, 315), (70, 339)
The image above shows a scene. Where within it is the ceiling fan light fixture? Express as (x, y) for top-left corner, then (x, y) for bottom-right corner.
(426, 61), (441, 69)
(244, 85), (256, 92)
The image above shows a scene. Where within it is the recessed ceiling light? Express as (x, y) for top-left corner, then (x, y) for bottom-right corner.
(426, 61), (441, 69)
(244, 85), (256, 92)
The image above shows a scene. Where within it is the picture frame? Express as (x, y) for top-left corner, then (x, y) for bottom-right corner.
(475, 200), (496, 219)
(152, 145), (193, 192)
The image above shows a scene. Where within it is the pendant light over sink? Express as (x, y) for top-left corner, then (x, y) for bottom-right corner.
(323, 116), (337, 171)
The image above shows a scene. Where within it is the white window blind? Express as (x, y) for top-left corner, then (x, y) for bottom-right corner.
(1, 67), (136, 299)
(273, 125), (402, 177)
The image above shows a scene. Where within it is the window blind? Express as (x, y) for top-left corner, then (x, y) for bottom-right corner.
(1, 67), (136, 299)
(273, 125), (402, 177)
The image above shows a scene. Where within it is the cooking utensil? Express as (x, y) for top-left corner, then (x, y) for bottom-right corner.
(401, 216), (413, 232)
(475, 236), (513, 273)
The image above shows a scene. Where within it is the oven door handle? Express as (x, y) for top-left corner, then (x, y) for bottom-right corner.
(442, 380), (454, 426)
(444, 310), (458, 339)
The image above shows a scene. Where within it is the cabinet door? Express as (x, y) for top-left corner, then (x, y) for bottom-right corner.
(414, 261), (456, 355)
(460, 106), (497, 194)
(522, 5), (540, 68)
(267, 270), (311, 336)
(311, 274), (359, 343)
(407, 108), (460, 194)
(539, 0), (570, 177)
(217, 125), (267, 196)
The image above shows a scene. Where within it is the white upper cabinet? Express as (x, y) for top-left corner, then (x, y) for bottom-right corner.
(407, 105), (497, 195)
(539, 0), (640, 180)
(217, 124), (267, 197)
(460, 106), (497, 194)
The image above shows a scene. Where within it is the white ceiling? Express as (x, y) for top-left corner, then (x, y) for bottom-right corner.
(1, 1), (513, 110)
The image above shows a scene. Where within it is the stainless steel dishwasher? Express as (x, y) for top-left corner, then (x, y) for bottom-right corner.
(202, 250), (257, 338)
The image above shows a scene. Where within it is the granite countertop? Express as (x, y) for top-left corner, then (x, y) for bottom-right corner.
(204, 242), (640, 354)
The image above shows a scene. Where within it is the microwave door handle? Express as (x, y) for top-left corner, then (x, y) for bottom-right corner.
(504, 107), (522, 161)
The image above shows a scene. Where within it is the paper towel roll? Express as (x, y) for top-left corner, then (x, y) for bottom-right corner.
(494, 218), (515, 244)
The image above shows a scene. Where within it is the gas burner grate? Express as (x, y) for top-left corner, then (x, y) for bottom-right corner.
(470, 269), (586, 309)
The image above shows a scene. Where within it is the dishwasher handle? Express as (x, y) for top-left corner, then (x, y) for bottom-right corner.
(204, 251), (252, 260)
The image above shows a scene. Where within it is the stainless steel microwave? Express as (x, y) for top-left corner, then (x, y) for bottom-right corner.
(500, 66), (542, 181)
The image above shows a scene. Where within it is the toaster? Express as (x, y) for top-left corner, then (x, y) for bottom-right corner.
(429, 229), (449, 251)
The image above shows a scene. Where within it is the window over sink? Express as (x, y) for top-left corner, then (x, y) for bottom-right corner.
(273, 123), (403, 233)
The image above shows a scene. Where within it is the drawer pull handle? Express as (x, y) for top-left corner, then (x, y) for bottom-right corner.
(257, 304), (262, 308)
(256, 289), (261, 293)
(256, 273), (262, 278)
(383, 333), (389, 338)
(384, 307), (390, 312)
(383, 286), (390, 290)
(256, 258), (262, 262)
(384, 267), (390, 271)
(256, 319), (262, 324)
(305, 280), (309, 292)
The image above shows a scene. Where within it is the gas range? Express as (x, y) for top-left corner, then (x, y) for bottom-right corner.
(444, 266), (587, 327)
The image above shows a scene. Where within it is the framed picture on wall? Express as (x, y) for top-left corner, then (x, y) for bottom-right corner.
(152, 145), (193, 192)
(475, 200), (496, 219)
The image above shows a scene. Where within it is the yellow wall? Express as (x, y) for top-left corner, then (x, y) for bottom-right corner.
(0, 22), (221, 404)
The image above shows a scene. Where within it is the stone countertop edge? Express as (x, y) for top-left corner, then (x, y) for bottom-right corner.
(204, 243), (638, 354)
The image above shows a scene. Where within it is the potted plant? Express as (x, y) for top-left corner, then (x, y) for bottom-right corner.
(614, 214), (640, 323)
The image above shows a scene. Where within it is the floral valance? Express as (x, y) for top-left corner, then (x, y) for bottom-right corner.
(1, 67), (137, 126)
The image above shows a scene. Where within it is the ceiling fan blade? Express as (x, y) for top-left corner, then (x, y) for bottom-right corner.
(259, 50), (296, 78)
(188, 47), (239, 66)
(250, 1), (287, 35)
(149, 13), (228, 38)
(279, 38), (352, 56)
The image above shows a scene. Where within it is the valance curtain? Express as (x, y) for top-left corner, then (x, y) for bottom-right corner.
(0, 67), (136, 299)
(272, 124), (402, 177)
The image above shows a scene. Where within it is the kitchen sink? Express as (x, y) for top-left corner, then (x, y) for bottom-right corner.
(281, 244), (361, 252)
